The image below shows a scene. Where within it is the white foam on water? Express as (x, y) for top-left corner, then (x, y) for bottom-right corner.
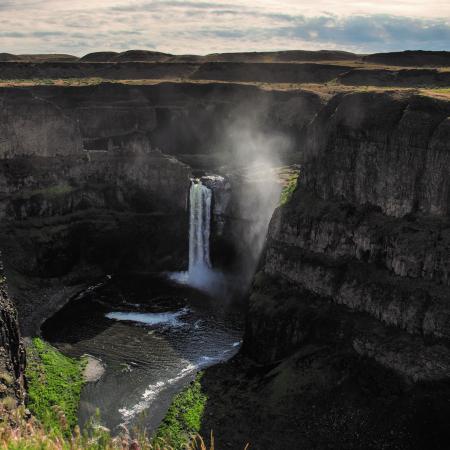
(118, 340), (241, 423)
(166, 267), (226, 297)
(118, 362), (198, 422)
(166, 271), (189, 284)
(105, 308), (189, 328)
(198, 355), (216, 364)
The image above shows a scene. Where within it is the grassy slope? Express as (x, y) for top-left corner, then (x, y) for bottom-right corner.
(25, 338), (86, 433)
(154, 373), (208, 449)
(17, 340), (211, 449)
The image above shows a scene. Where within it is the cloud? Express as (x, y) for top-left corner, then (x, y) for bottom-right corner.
(0, 0), (448, 55)
(273, 15), (450, 49)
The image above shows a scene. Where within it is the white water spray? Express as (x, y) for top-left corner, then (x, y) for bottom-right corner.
(188, 180), (212, 273)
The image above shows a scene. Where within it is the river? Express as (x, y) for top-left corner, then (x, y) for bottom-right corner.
(42, 274), (243, 434)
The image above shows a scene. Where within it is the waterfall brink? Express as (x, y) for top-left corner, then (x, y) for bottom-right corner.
(189, 180), (212, 274)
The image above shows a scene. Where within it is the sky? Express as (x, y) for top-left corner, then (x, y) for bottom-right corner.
(0, 0), (449, 56)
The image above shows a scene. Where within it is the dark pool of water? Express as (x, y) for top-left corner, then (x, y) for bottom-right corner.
(42, 274), (244, 434)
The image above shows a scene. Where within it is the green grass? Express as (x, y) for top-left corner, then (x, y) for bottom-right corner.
(25, 338), (86, 435)
(280, 173), (299, 205)
(153, 373), (208, 449)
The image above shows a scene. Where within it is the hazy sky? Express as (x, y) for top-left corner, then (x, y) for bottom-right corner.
(0, 0), (449, 55)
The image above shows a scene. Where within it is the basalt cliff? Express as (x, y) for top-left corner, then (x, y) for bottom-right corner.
(0, 82), (322, 334)
(201, 91), (450, 450)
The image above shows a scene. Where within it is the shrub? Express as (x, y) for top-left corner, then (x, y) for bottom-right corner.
(0, 372), (14, 387)
(279, 173), (299, 206)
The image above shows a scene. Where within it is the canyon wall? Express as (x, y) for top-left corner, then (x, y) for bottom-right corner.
(0, 86), (193, 333)
(245, 91), (450, 382)
(0, 83), (323, 333)
(0, 257), (25, 406)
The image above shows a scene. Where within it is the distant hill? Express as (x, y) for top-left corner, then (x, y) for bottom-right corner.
(2, 50), (449, 67)
(363, 50), (450, 67)
(114, 50), (173, 62)
(79, 52), (119, 62)
(77, 49), (361, 63)
(204, 50), (361, 62)
(0, 53), (23, 61)
(21, 54), (79, 62)
(80, 50), (173, 62)
(0, 53), (78, 62)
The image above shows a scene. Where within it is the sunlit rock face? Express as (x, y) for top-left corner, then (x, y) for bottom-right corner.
(245, 91), (450, 383)
(303, 93), (450, 217)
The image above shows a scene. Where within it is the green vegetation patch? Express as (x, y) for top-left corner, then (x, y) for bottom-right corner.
(29, 183), (75, 199)
(25, 338), (86, 434)
(280, 173), (299, 206)
(154, 372), (208, 449)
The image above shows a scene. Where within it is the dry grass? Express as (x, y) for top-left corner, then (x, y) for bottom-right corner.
(0, 405), (218, 450)
(0, 76), (448, 100)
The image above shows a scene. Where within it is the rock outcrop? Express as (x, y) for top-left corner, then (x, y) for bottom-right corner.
(363, 50), (450, 67)
(196, 90), (450, 450)
(0, 258), (25, 406)
(0, 86), (199, 334)
(1, 59), (450, 87)
(246, 91), (450, 382)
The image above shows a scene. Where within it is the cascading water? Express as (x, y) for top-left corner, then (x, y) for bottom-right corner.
(168, 178), (222, 291)
(188, 180), (212, 274)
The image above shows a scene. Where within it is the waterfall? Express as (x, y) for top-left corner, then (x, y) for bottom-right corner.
(167, 177), (224, 294)
(188, 180), (212, 274)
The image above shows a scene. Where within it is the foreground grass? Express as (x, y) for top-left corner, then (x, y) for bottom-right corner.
(153, 373), (208, 449)
(18, 339), (216, 449)
(14, 340), (223, 449)
(25, 338), (86, 433)
(0, 407), (215, 450)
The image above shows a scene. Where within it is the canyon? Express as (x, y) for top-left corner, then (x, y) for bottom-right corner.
(0, 50), (448, 449)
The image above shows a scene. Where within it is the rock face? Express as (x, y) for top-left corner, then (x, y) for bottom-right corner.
(0, 83), (323, 334)
(196, 91), (450, 450)
(363, 50), (450, 67)
(0, 80), (449, 445)
(0, 87), (197, 334)
(2, 55), (450, 87)
(0, 258), (25, 405)
(246, 92), (450, 382)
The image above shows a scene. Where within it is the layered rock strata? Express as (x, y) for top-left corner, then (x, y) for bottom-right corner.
(246, 91), (450, 382)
